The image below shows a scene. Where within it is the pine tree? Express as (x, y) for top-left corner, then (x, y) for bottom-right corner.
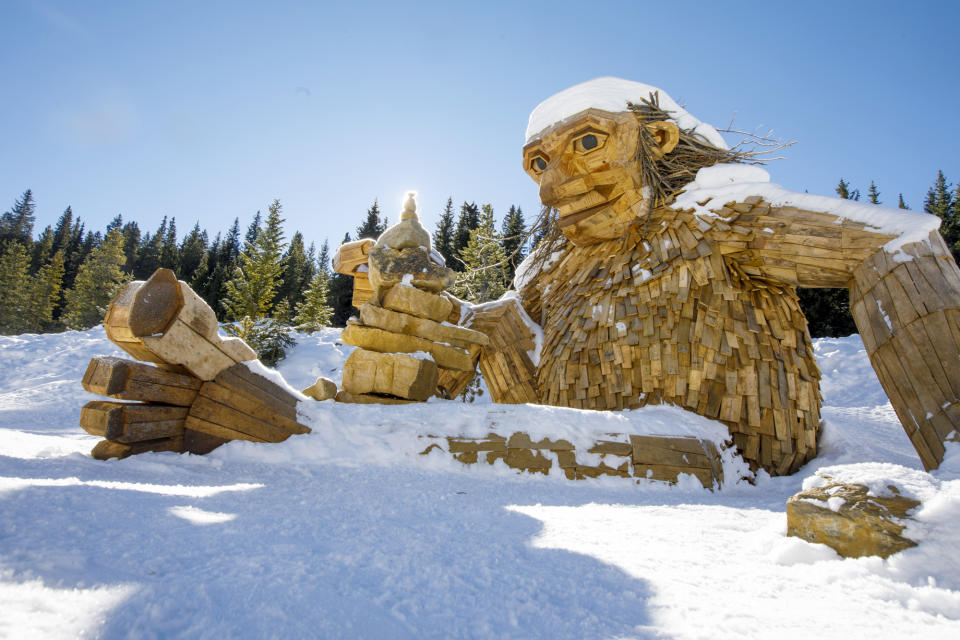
(61, 229), (130, 330)
(836, 179), (860, 201)
(452, 201), (481, 270)
(31, 226), (55, 273)
(24, 252), (64, 332)
(0, 189), (36, 247)
(134, 230), (162, 279)
(356, 199), (386, 240)
(106, 214), (123, 233)
(223, 201), (287, 320)
(317, 239), (331, 278)
(222, 199), (292, 364)
(245, 210), (262, 247)
(278, 231), (314, 309)
(924, 170), (958, 263)
(867, 181), (881, 205)
(452, 204), (508, 303)
(204, 218), (242, 318)
(293, 269), (334, 333)
(0, 241), (32, 333)
(898, 194), (909, 210)
(330, 233), (357, 326)
(500, 205), (527, 283)
(179, 222), (208, 278)
(120, 221), (141, 273)
(161, 216), (180, 274)
(434, 198), (456, 267)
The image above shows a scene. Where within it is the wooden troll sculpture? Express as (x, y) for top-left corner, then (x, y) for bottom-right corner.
(466, 77), (960, 475)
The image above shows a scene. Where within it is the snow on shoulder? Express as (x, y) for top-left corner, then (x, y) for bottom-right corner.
(673, 164), (942, 257)
(525, 77), (728, 150)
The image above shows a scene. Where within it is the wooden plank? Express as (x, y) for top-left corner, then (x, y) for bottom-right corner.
(199, 380), (309, 435)
(81, 357), (201, 406)
(187, 395), (293, 442)
(80, 401), (187, 443)
(91, 436), (184, 460)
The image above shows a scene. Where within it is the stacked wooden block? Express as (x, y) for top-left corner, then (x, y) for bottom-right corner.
(422, 431), (724, 489)
(80, 268), (310, 459)
(335, 194), (488, 404)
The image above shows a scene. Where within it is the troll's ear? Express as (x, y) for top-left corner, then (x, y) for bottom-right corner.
(644, 121), (679, 158)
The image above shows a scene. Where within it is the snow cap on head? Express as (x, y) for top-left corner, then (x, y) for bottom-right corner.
(525, 77), (728, 150)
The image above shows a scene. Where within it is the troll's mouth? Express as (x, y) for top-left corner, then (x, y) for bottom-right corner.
(558, 194), (622, 228)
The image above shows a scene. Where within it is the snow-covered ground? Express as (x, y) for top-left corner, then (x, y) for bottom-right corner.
(1, 328), (959, 639)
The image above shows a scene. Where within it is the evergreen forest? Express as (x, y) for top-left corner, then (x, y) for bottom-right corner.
(2, 170), (959, 365)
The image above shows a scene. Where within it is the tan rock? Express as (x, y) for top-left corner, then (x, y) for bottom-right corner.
(376, 193), (431, 250)
(359, 303), (488, 349)
(335, 389), (419, 405)
(381, 284), (453, 322)
(341, 325), (475, 372)
(342, 349), (438, 401)
(301, 377), (338, 401)
(786, 479), (920, 558)
(368, 245), (455, 295)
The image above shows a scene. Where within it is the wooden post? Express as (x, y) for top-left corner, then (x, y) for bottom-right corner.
(850, 231), (960, 470)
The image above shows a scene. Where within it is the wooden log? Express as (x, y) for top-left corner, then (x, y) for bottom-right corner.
(80, 401), (187, 443)
(359, 302), (489, 349)
(352, 271), (374, 307)
(103, 269), (256, 380)
(341, 324), (474, 371)
(184, 363), (311, 442)
(81, 357), (201, 406)
(91, 436), (185, 460)
(436, 365), (476, 399)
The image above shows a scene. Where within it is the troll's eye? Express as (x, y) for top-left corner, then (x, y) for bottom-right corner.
(529, 155), (548, 173)
(574, 132), (606, 153)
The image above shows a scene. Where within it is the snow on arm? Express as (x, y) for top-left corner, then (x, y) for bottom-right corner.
(672, 164), (941, 257)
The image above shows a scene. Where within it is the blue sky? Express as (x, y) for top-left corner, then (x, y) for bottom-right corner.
(2, 0), (958, 250)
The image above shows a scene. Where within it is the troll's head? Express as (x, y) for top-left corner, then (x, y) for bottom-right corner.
(523, 77), (736, 246)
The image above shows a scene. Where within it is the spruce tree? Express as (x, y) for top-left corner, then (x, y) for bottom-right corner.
(222, 199), (293, 364)
(61, 229), (130, 330)
(0, 241), (32, 333)
(31, 226), (55, 273)
(278, 231), (314, 309)
(452, 204), (508, 303)
(500, 205), (527, 282)
(24, 252), (64, 332)
(867, 181), (881, 205)
(452, 201), (480, 270)
(160, 216), (180, 274)
(356, 199), (386, 240)
(120, 221), (141, 273)
(924, 170), (958, 263)
(106, 214), (123, 233)
(835, 178), (860, 201)
(245, 211), (262, 247)
(179, 223), (208, 278)
(898, 194), (909, 210)
(293, 269), (334, 333)
(434, 198), (456, 267)
(0, 189), (36, 247)
(317, 239), (331, 278)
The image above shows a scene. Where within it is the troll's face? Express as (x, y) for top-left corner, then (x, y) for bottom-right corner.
(523, 108), (679, 246)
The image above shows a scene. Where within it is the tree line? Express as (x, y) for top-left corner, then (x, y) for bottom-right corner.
(2, 169), (958, 361)
(0, 192), (529, 364)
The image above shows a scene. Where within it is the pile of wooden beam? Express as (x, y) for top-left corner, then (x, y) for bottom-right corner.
(333, 195), (488, 403)
(421, 430), (724, 489)
(80, 269), (311, 459)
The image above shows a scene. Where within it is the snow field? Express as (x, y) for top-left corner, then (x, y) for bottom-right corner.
(0, 328), (959, 638)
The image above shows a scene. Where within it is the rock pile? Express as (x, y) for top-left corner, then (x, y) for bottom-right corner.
(337, 193), (488, 403)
